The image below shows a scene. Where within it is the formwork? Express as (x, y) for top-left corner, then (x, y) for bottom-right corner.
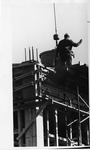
(13, 57), (90, 147)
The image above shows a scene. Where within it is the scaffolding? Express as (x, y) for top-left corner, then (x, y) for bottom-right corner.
(13, 48), (90, 147)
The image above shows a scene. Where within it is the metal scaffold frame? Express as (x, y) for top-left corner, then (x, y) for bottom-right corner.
(39, 64), (90, 146)
(13, 49), (90, 147)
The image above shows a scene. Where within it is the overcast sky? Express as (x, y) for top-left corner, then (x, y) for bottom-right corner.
(2, 0), (89, 65)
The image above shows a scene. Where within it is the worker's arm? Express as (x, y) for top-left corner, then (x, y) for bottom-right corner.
(77, 39), (82, 46)
(71, 39), (82, 47)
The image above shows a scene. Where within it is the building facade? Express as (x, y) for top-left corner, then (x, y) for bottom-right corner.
(13, 60), (89, 147)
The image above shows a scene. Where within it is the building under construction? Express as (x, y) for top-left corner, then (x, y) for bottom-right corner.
(13, 48), (90, 147)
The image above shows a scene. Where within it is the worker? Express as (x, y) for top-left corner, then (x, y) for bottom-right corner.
(56, 33), (82, 66)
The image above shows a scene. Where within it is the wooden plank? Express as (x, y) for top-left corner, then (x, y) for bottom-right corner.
(14, 71), (34, 81)
(13, 78), (42, 92)
(14, 101), (46, 111)
(14, 69), (41, 81)
(14, 82), (34, 92)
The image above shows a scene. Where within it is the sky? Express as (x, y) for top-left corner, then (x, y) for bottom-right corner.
(1, 0), (88, 65)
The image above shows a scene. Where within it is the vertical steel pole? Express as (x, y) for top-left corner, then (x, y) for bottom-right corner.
(29, 47), (31, 61)
(25, 48), (26, 61)
(64, 90), (68, 145)
(47, 110), (49, 146)
(77, 86), (82, 146)
(70, 99), (72, 146)
(86, 125), (89, 145)
(36, 48), (38, 62)
(55, 109), (59, 146)
(32, 46), (34, 61)
(65, 109), (68, 146)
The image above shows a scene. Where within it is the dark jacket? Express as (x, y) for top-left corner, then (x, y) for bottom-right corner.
(56, 39), (80, 62)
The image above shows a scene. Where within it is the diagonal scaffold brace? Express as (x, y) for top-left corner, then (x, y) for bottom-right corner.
(16, 99), (51, 141)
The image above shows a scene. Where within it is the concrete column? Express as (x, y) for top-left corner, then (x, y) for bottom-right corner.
(25, 108), (32, 146)
(25, 108), (37, 146)
(18, 110), (23, 146)
(36, 111), (44, 147)
(32, 108), (37, 146)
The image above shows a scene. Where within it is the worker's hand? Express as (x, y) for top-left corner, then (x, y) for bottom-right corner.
(80, 39), (82, 43)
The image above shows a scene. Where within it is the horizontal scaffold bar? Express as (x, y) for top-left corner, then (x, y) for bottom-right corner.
(13, 78), (42, 92)
(14, 69), (41, 81)
(52, 100), (89, 116)
(14, 100), (46, 111)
